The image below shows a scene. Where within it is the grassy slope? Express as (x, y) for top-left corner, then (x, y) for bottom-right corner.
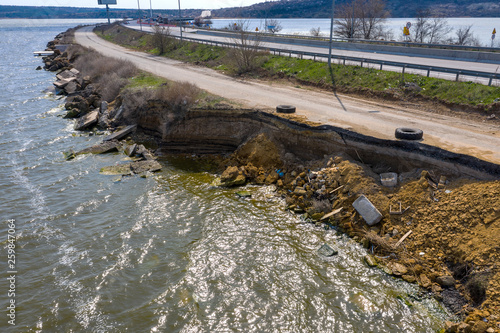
(96, 24), (500, 111)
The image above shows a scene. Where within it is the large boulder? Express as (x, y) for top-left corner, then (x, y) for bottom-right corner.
(220, 166), (246, 187)
(65, 95), (90, 114)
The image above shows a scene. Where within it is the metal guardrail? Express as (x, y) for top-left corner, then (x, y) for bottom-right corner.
(198, 27), (500, 53)
(173, 34), (500, 86)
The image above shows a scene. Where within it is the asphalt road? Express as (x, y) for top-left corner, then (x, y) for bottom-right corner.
(128, 23), (500, 85)
(75, 26), (500, 165)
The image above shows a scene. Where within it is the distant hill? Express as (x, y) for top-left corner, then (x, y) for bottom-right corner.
(1, 1), (499, 19)
(212, 0), (500, 18)
(0, 5), (201, 19)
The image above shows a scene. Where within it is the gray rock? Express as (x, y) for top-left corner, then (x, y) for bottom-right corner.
(74, 111), (98, 131)
(364, 254), (378, 267)
(125, 144), (137, 157)
(64, 108), (80, 119)
(436, 275), (455, 288)
(318, 243), (338, 257)
(130, 160), (162, 174)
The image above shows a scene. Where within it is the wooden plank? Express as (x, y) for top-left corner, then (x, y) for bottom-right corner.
(320, 207), (343, 221)
(329, 185), (344, 194)
(395, 230), (412, 248)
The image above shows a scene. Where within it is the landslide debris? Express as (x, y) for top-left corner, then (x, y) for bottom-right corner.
(218, 132), (500, 332)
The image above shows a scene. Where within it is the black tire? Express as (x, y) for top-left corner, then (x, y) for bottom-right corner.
(276, 105), (296, 114)
(395, 127), (423, 140)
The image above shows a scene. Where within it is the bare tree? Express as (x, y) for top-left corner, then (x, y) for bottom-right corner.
(227, 20), (263, 74)
(335, 0), (388, 40)
(412, 10), (431, 43)
(310, 27), (322, 37)
(265, 19), (283, 34)
(455, 25), (479, 46)
(358, 0), (389, 39)
(428, 17), (452, 44)
(334, 0), (362, 39)
(412, 10), (451, 44)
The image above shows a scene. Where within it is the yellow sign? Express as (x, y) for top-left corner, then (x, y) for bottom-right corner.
(403, 27), (410, 36)
(493, 28), (497, 34)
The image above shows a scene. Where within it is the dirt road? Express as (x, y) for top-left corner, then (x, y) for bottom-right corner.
(75, 26), (500, 165)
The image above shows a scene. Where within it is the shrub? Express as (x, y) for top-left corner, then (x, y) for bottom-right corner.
(97, 72), (128, 102)
(155, 81), (201, 112)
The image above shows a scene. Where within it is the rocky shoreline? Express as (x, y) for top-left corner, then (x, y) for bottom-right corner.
(41, 28), (500, 333)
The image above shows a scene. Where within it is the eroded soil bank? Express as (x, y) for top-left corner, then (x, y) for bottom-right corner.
(43, 28), (500, 333)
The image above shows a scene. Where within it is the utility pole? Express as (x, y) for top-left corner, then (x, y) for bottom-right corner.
(178, 0), (183, 40)
(328, 0), (336, 67)
(137, 0), (142, 31)
(106, 4), (110, 24)
(149, 0), (152, 20)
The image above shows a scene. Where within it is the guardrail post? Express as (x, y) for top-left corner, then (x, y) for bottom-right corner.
(380, 63), (383, 70)
(489, 76), (493, 86)
(360, 59), (364, 67)
(343, 58), (346, 65)
(427, 69), (430, 77)
(456, 72), (460, 81)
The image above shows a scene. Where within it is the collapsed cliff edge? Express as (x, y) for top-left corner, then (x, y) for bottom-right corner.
(43, 28), (500, 333)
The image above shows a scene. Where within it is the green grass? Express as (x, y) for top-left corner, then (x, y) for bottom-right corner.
(126, 72), (167, 89)
(263, 56), (500, 106)
(97, 23), (500, 109)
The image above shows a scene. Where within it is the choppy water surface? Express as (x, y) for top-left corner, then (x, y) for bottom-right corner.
(0, 19), (450, 332)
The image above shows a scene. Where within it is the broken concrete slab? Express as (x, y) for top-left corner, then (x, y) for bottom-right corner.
(100, 164), (132, 176)
(53, 77), (76, 89)
(103, 125), (137, 142)
(56, 69), (76, 81)
(76, 140), (121, 155)
(64, 81), (78, 94)
(74, 110), (98, 131)
(124, 144), (137, 157)
(353, 195), (383, 226)
(130, 160), (162, 174)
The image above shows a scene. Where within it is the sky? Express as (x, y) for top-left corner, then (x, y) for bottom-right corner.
(1, 0), (267, 10)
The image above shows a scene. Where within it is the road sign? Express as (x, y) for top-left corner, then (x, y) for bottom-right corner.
(493, 28), (497, 34)
(406, 22), (412, 29)
(98, 0), (117, 5)
(403, 26), (410, 36)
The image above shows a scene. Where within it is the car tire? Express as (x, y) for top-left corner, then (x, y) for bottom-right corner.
(276, 105), (296, 114)
(395, 127), (423, 140)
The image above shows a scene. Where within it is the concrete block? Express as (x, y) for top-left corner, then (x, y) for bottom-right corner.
(353, 195), (382, 226)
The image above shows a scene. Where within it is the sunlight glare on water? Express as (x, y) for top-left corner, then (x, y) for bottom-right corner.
(0, 19), (451, 332)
